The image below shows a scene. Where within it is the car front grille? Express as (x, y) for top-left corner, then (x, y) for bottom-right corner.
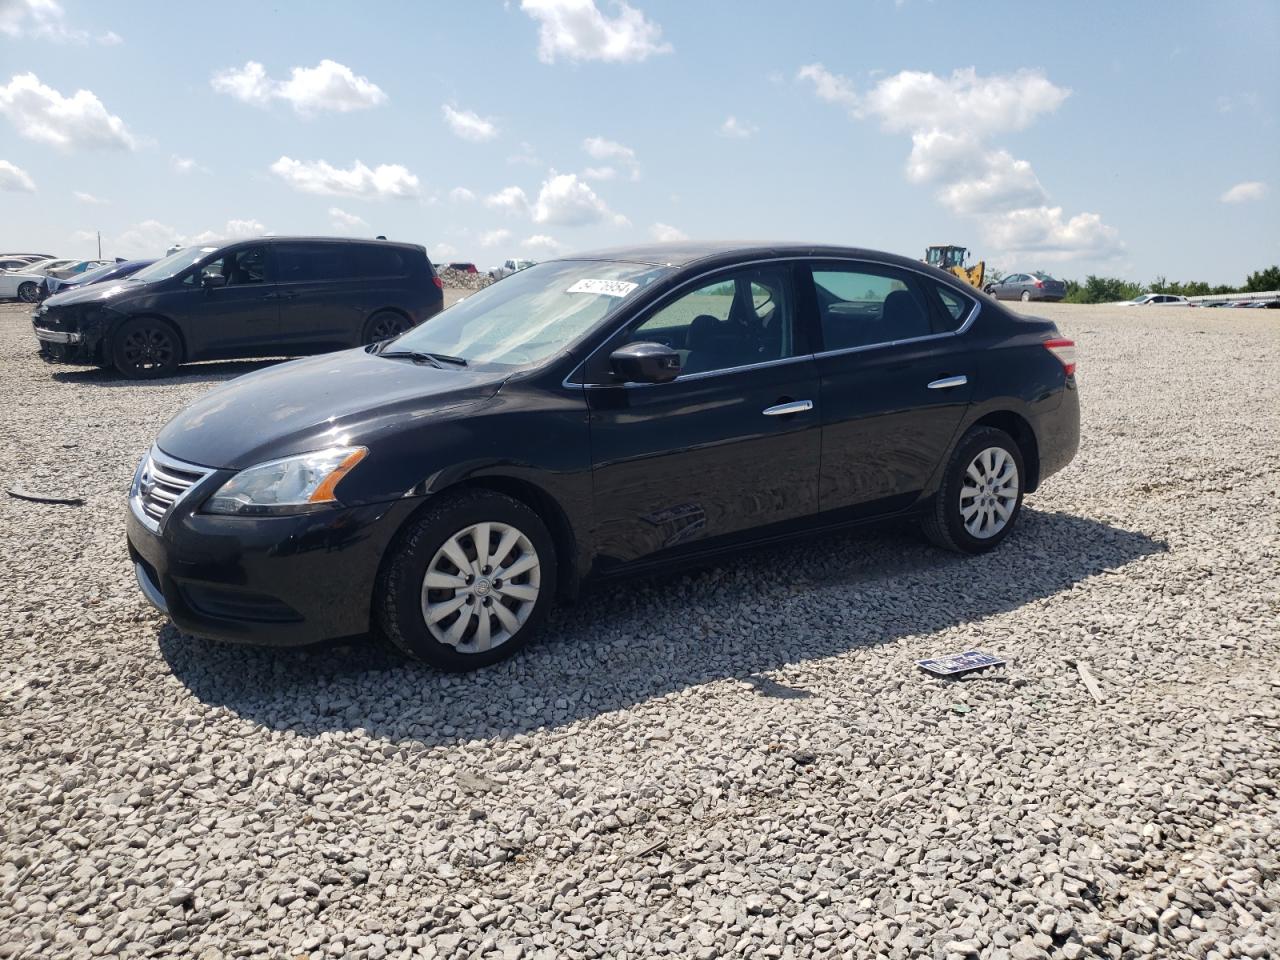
(130, 448), (214, 533)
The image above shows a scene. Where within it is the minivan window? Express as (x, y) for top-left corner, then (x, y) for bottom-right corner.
(275, 243), (347, 283)
(353, 245), (408, 278)
(388, 260), (670, 367)
(185, 246), (269, 286)
(130, 247), (219, 283)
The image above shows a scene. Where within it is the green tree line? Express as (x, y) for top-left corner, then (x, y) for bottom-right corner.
(1057, 265), (1280, 304)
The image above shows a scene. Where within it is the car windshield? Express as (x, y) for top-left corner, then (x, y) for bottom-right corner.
(129, 246), (219, 283)
(68, 263), (117, 284)
(388, 259), (672, 367)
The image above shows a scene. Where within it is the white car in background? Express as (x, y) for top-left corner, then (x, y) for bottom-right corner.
(488, 258), (536, 280)
(0, 258), (106, 302)
(1119, 293), (1194, 307)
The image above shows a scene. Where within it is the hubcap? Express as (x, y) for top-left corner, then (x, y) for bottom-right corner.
(122, 328), (173, 370)
(959, 447), (1019, 539)
(420, 521), (541, 654)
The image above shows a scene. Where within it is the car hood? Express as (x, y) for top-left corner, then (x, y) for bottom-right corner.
(157, 348), (507, 470)
(42, 279), (145, 309)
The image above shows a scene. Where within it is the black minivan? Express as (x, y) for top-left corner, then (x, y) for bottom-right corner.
(32, 237), (443, 377)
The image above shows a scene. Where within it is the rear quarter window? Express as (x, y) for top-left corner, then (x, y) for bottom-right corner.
(928, 281), (976, 331)
(352, 245), (410, 279)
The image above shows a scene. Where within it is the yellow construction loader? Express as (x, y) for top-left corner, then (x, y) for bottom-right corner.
(924, 244), (985, 289)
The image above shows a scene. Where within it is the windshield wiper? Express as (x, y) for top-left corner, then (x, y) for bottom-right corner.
(378, 350), (468, 368)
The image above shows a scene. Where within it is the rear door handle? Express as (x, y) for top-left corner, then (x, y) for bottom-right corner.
(762, 400), (814, 416)
(927, 375), (968, 390)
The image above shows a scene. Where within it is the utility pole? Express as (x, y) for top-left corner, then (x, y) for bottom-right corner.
(97, 231), (101, 259)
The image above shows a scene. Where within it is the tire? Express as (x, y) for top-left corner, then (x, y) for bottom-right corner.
(111, 317), (182, 379)
(375, 489), (557, 671)
(362, 311), (412, 346)
(1020, 290), (1032, 302)
(921, 426), (1026, 554)
(17, 282), (38, 303)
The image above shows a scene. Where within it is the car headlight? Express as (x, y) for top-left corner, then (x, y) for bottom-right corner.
(203, 446), (368, 516)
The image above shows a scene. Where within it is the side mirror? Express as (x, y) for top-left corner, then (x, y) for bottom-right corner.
(610, 341), (681, 384)
(201, 273), (227, 289)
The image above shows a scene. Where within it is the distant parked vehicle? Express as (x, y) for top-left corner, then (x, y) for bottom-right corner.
(0, 252), (55, 262)
(984, 272), (1066, 302)
(1119, 294), (1193, 307)
(41, 259), (155, 298)
(0, 258), (90, 302)
(489, 258), (536, 280)
(0, 256), (42, 272)
(446, 261), (478, 274)
(33, 236), (444, 378)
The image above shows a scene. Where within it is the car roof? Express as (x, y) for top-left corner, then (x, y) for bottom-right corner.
(550, 241), (947, 276)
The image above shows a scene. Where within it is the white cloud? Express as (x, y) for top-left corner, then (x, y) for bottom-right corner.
(523, 234), (562, 253)
(270, 156), (420, 199)
(718, 116), (757, 138)
(1220, 181), (1267, 204)
(796, 63), (858, 111)
(212, 60), (386, 114)
(430, 242), (457, 260)
(329, 206), (368, 231)
(532, 172), (628, 226)
(188, 218), (268, 245)
(581, 166), (616, 180)
(0, 159), (36, 192)
(521, 0), (672, 64)
(112, 219), (182, 258)
(0, 72), (136, 150)
(480, 228), (513, 247)
(73, 190), (106, 204)
(507, 142), (541, 166)
(0, 0), (122, 44)
(484, 185), (531, 215)
(449, 186), (476, 202)
(583, 135), (636, 164)
(442, 104), (498, 142)
(172, 155), (208, 175)
(650, 222), (687, 242)
(799, 62), (1119, 263)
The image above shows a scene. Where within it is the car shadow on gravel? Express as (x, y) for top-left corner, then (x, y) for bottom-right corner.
(158, 507), (1163, 746)
(50, 358), (287, 386)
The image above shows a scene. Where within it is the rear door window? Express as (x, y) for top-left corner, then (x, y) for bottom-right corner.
(809, 264), (933, 350)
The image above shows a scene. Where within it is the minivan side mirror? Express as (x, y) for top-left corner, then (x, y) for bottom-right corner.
(610, 341), (681, 383)
(201, 273), (227, 289)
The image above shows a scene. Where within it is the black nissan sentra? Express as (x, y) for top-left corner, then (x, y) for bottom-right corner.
(128, 243), (1079, 670)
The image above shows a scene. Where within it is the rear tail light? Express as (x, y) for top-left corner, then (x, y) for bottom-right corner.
(1035, 280), (1044, 288)
(432, 276), (443, 290)
(1044, 337), (1076, 376)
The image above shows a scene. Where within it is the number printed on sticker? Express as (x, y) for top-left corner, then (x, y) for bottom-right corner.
(566, 278), (639, 298)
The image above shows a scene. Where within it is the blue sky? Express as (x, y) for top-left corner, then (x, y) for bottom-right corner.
(1, 0), (1276, 284)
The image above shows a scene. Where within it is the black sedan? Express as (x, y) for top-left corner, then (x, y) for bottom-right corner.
(128, 243), (1079, 670)
(40, 258), (154, 299)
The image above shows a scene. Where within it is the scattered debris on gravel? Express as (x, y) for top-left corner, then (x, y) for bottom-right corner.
(0, 301), (1277, 959)
(437, 267), (494, 293)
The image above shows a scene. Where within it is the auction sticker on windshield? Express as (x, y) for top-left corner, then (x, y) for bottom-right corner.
(566, 278), (638, 298)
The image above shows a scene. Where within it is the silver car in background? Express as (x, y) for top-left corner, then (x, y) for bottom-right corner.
(985, 272), (1066, 302)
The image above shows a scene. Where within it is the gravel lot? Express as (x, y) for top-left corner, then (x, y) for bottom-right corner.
(1, 299), (1277, 960)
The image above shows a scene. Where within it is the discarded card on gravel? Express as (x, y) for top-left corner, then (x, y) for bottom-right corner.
(917, 650), (1005, 677)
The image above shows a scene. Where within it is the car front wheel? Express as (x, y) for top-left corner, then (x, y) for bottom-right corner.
(921, 426), (1025, 554)
(376, 489), (557, 670)
(1020, 290), (1032, 302)
(111, 317), (182, 378)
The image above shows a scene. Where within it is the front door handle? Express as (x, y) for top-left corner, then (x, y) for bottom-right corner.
(927, 375), (968, 390)
(762, 400), (814, 416)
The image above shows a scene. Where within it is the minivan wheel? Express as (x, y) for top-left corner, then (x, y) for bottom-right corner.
(921, 426), (1025, 554)
(18, 282), (39, 303)
(112, 317), (182, 378)
(376, 489), (557, 671)
(1020, 290), (1032, 302)
(362, 311), (412, 345)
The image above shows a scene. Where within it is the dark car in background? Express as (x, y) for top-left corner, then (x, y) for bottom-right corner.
(446, 261), (478, 274)
(40, 259), (154, 299)
(125, 242), (1079, 671)
(984, 272), (1066, 302)
(33, 237), (443, 377)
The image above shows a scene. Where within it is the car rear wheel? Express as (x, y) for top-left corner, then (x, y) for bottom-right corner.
(18, 282), (39, 303)
(362, 311), (412, 345)
(112, 317), (182, 379)
(921, 426), (1025, 554)
(376, 489), (556, 670)
(1020, 290), (1032, 302)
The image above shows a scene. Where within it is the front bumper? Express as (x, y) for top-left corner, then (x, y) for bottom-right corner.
(127, 479), (422, 647)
